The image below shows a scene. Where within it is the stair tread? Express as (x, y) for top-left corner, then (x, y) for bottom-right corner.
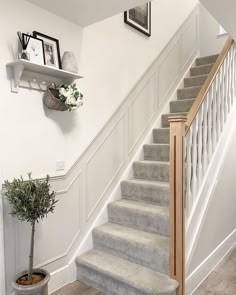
(184, 74), (208, 82)
(144, 143), (170, 146)
(196, 54), (219, 66)
(77, 250), (178, 294)
(134, 160), (170, 165)
(170, 97), (195, 103)
(109, 199), (169, 216)
(162, 112), (188, 117)
(191, 63), (214, 69)
(153, 127), (170, 130)
(122, 178), (170, 188)
(179, 85), (201, 91)
(94, 222), (169, 252)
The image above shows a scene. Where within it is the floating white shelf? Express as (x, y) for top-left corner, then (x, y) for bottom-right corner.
(6, 59), (83, 93)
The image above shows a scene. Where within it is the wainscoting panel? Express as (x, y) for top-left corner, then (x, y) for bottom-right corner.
(181, 14), (198, 70)
(158, 40), (181, 105)
(15, 172), (82, 272)
(86, 116), (126, 220)
(128, 73), (157, 153)
(2, 6), (199, 294)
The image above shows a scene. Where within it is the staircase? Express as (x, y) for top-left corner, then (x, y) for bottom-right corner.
(76, 54), (219, 295)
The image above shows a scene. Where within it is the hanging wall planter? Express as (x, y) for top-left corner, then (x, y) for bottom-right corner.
(43, 84), (68, 111)
(43, 83), (83, 112)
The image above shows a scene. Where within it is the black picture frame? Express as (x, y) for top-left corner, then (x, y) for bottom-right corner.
(22, 34), (46, 65)
(124, 2), (151, 37)
(33, 31), (62, 69)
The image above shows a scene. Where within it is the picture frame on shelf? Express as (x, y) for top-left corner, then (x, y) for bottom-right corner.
(22, 34), (45, 65)
(33, 31), (62, 69)
(124, 2), (151, 37)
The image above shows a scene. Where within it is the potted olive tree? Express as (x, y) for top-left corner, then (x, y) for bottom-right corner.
(3, 173), (57, 295)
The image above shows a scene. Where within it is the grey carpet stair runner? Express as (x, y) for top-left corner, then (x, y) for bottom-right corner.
(76, 54), (219, 295)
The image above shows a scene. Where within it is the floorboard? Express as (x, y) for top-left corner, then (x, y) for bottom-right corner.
(194, 245), (236, 294)
(52, 281), (106, 295)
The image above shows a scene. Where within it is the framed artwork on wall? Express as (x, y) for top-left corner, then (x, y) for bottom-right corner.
(124, 2), (151, 37)
(22, 34), (45, 65)
(33, 31), (62, 69)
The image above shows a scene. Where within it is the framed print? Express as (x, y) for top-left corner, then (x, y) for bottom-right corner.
(23, 34), (45, 65)
(33, 31), (62, 69)
(124, 2), (151, 37)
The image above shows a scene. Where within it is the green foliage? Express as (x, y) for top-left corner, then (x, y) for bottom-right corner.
(3, 173), (58, 225)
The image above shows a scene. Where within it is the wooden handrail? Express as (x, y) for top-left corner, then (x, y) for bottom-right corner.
(169, 115), (187, 295)
(185, 37), (234, 134)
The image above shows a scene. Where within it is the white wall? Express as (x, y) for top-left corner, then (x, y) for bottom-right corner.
(199, 4), (227, 56)
(25, 0), (153, 27)
(0, 0), (198, 181)
(0, 0), (199, 293)
(200, 0), (236, 41)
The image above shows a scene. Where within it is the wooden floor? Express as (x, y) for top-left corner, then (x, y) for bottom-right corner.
(194, 245), (236, 294)
(52, 281), (105, 295)
(53, 246), (236, 295)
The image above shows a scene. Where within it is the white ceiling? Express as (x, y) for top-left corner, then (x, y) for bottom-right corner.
(200, 0), (236, 41)
(25, 0), (150, 27)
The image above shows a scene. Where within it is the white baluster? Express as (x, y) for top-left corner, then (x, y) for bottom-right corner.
(186, 128), (193, 216)
(229, 47), (233, 110)
(216, 67), (222, 141)
(225, 52), (230, 116)
(212, 77), (217, 149)
(192, 118), (198, 202)
(197, 107), (203, 187)
(207, 91), (213, 161)
(234, 46), (236, 98)
(222, 61), (226, 125)
(202, 99), (208, 175)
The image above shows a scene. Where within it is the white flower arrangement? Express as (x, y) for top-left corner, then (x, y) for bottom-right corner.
(58, 83), (83, 112)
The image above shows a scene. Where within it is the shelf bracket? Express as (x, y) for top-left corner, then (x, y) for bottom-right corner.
(12, 63), (24, 93)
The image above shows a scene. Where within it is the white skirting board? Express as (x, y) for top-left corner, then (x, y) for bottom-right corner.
(186, 229), (236, 295)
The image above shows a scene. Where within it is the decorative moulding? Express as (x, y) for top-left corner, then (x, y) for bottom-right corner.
(6, 59), (83, 93)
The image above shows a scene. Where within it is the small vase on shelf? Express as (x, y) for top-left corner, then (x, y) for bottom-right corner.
(19, 50), (30, 61)
(62, 51), (78, 73)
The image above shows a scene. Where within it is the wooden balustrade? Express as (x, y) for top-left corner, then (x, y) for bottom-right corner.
(169, 116), (187, 295)
(169, 37), (235, 295)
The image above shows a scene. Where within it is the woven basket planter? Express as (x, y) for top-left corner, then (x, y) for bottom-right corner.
(43, 84), (68, 111)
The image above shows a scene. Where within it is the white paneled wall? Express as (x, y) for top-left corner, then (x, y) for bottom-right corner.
(3, 7), (199, 295)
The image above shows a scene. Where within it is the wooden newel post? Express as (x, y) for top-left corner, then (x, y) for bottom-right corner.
(169, 115), (187, 295)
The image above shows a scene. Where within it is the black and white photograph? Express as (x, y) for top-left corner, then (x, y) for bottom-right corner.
(33, 31), (62, 68)
(22, 34), (45, 65)
(124, 2), (151, 37)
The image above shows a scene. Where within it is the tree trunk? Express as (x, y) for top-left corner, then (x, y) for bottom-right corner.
(28, 221), (35, 283)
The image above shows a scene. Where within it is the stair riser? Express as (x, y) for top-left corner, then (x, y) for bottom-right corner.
(184, 75), (207, 87)
(108, 204), (170, 236)
(121, 181), (169, 206)
(153, 129), (170, 144)
(77, 264), (176, 295)
(190, 64), (213, 76)
(170, 99), (194, 113)
(177, 87), (201, 100)
(196, 55), (218, 66)
(143, 145), (170, 161)
(133, 162), (169, 182)
(93, 231), (170, 274)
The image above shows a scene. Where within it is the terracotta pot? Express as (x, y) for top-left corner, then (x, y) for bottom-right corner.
(12, 269), (50, 295)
